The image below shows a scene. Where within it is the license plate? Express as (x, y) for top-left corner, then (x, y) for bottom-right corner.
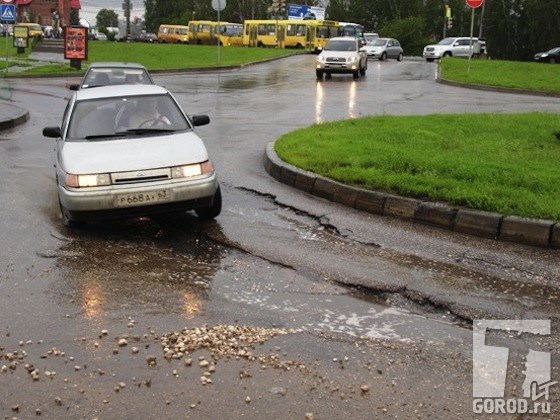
(115, 190), (171, 207)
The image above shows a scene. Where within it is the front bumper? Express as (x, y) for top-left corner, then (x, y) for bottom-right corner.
(58, 173), (219, 220)
(316, 61), (360, 73)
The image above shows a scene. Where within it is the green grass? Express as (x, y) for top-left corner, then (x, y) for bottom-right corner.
(0, 40), (300, 75)
(440, 58), (560, 93)
(275, 113), (560, 221)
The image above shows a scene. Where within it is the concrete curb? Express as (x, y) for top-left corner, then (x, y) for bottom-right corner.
(264, 142), (559, 249)
(0, 104), (29, 130)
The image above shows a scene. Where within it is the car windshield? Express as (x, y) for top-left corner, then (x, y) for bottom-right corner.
(437, 38), (455, 45)
(369, 38), (388, 46)
(325, 40), (356, 51)
(66, 94), (190, 140)
(82, 68), (153, 87)
(548, 47), (560, 53)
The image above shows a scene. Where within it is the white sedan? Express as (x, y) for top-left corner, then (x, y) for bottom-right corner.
(43, 84), (221, 227)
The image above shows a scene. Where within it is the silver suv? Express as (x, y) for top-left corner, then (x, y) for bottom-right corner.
(423, 37), (481, 62)
(316, 37), (368, 79)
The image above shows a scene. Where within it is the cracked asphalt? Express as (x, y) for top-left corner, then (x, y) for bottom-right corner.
(1, 54), (559, 418)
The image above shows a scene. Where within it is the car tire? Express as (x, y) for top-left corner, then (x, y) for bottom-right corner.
(59, 201), (83, 228)
(360, 64), (366, 76)
(550, 58), (557, 64)
(443, 52), (452, 58)
(325, 73), (332, 79)
(195, 186), (222, 220)
(353, 70), (360, 79)
(397, 52), (403, 61)
(380, 52), (387, 61)
(316, 70), (324, 79)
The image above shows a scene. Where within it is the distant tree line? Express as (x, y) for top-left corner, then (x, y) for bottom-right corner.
(136, 0), (559, 60)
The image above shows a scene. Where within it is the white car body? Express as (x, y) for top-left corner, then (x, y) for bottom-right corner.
(43, 85), (221, 226)
(423, 37), (481, 61)
(316, 36), (368, 79)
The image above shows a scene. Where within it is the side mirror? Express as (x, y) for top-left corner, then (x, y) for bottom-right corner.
(69, 83), (79, 91)
(43, 126), (62, 138)
(191, 115), (210, 127)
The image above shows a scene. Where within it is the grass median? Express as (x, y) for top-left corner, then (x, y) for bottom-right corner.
(275, 113), (560, 221)
(0, 41), (299, 74)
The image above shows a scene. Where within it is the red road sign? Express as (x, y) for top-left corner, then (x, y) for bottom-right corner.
(466, 0), (484, 8)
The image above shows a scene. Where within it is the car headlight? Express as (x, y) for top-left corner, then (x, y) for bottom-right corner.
(542, 53), (548, 57)
(66, 173), (111, 187)
(347, 56), (358, 63)
(171, 160), (214, 179)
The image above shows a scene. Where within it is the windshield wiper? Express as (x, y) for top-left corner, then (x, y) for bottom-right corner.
(117, 128), (176, 134)
(84, 133), (128, 140)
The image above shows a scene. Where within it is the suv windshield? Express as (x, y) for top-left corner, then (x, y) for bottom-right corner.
(437, 38), (455, 45)
(325, 40), (356, 51)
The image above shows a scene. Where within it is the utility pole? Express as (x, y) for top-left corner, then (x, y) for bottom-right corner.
(125, 0), (131, 42)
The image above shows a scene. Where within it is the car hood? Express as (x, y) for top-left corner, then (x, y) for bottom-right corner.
(59, 131), (210, 174)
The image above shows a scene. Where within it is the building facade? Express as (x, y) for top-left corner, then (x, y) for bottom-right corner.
(15, 0), (81, 27)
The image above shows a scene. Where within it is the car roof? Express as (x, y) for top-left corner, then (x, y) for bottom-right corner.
(329, 37), (358, 42)
(87, 62), (147, 70)
(74, 84), (168, 101)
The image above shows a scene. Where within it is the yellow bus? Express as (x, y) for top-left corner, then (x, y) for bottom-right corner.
(187, 20), (215, 45)
(242, 19), (339, 51)
(187, 21), (242, 46)
(215, 23), (243, 46)
(157, 24), (189, 43)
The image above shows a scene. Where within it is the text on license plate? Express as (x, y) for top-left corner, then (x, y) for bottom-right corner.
(115, 190), (171, 207)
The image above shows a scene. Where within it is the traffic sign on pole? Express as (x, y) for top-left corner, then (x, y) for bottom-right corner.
(0, 4), (15, 22)
(466, 0), (484, 8)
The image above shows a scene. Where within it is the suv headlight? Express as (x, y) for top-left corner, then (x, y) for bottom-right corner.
(347, 56), (358, 63)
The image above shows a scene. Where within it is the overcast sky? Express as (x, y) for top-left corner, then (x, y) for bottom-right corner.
(80, 0), (145, 25)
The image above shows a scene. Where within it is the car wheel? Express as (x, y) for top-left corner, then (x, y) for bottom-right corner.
(443, 52), (452, 58)
(353, 70), (360, 79)
(380, 52), (387, 61)
(360, 64), (366, 76)
(59, 201), (83, 228)
(316, 70), (324, 79)
(195, 186), (222, 220)
(325, 73), (332, 79)
(397, 52), (403, 61)
(550, 58), (557, 64)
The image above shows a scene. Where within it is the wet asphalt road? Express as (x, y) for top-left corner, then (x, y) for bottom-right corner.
(1, 54), (560, 418)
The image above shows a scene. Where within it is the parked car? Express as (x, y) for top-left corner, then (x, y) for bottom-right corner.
(423, 37), (481, 62)
(364, 32), (379, 43)
(42, 84), (221, 227)
(316, 36), (368, 79)
(69, 62), (155, 90)
(133, 32), (158, 43)
(534, 47), (560, 64)
(364, 37), (403, 61)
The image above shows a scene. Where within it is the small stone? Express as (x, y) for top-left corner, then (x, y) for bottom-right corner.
(245, 396), (251, 403)
(118, 338), (128, 347)
(199, 360), (209, 368)
(361, 385), (370, 393)
(54, 397), (62, 406)
(305, 414), (314, 420)
(131, 347), (139, 354)
(184, 358), (192, 367)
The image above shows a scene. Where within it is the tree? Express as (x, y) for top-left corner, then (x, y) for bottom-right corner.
(96, 8), (119, 30)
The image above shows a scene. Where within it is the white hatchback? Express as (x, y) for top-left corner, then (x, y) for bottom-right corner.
(43, 84), (221, 227)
